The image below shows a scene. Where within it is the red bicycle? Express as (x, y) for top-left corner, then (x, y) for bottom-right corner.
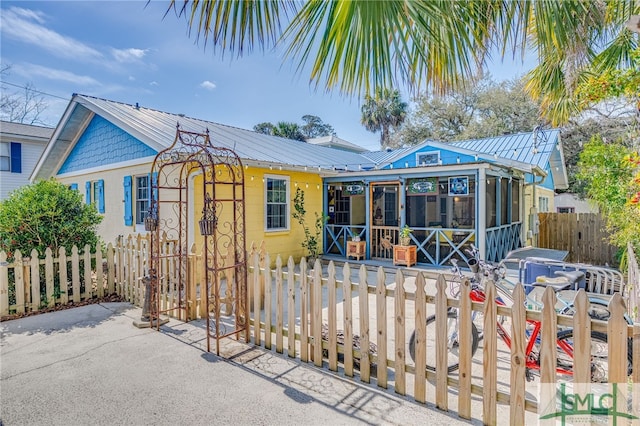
(409, 256), (632, 382)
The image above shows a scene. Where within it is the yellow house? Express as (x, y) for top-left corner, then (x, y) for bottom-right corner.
(30, 94), (375, 263)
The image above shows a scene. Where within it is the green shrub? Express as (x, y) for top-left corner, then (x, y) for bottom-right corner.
(0, 179), (103, 260)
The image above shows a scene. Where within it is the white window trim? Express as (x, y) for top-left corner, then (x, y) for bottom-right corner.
(264, 174), (290, 232)
(134, 175), (150, 232)
(416, 150), (440, 166)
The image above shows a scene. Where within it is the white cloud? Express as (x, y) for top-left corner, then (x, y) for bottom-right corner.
(14, 63), (100, 86)
(128, 76), (136, 81)
(149, 81), (159, 86)
(112, 48), (147, 63)
(200, 80), (216, 90)
(0, 7), (103, 62)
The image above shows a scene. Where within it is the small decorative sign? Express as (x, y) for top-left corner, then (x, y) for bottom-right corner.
(448, 176), (469, 196)
(344, 182), (365, 195)
(407, 177), (438, 195)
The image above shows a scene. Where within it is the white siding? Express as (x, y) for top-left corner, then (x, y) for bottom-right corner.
(0, 140), (47, 200)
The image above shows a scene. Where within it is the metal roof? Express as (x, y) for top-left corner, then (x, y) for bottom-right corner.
(0, 120), (54, 140)
(33, 94), (376, 179)
(449, 129), (561, 171)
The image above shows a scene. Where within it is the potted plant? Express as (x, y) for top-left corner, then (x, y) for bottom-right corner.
(399, 225), (412, 246)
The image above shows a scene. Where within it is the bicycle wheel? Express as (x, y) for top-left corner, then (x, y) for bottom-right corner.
(408, 310), (479, 373)
(559, 299), (613, 322)
(555, 330), (632, 383)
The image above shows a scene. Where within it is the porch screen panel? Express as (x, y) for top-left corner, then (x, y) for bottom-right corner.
(511, 179), (520, 222)
(406, 195), (426, 228)
(500, 177), (509, 225)
(486, 177), (497, 227)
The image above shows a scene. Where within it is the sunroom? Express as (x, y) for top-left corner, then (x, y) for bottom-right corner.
(322, 138), (551, 267)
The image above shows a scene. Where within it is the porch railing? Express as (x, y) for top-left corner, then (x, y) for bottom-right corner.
(486, 222), (523, 262)
(324, 225), (366, 257)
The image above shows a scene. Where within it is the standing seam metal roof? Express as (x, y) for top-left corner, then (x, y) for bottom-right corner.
(74, 95), (375, 171)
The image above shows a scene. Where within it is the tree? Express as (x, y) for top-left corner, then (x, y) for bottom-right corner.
(166, 1), (638, 126)
(575, 137), (639, 259)
(361, 88), (407, 148)
(253, 116), (334, 141)
(273, 121), (306, 141)
(396, 76), (542, 145)
(253, 122), (275, 135)
(0, 180), (103, 260)
(301, 115), (334, 139)
(0, 64), (49, 125)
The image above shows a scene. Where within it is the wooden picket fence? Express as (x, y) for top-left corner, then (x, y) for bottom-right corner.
(246, 254), (639, 424)
(538, 212), (618, 266)
(1, 236), (639, 424)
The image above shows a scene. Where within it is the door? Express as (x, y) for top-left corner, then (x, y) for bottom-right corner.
(370, 182), (400, 259)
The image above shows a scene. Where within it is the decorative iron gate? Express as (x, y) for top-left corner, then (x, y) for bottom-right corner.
(146, 125), (247, 354)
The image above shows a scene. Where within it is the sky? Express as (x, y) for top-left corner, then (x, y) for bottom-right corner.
(1, 1), (536, 152)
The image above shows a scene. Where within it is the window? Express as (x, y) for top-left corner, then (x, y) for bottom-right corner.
(135, 175), (150, 225)
(0, 142), (21, 173)
(85, 180), (105, 213)
(416, 151), (440, 166)
(538, 196), (549, 212)
(557, 207), (575, 213)
(265, 176), (289, 230)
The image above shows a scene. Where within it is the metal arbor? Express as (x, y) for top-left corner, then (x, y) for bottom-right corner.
(146, 125), (247, 354)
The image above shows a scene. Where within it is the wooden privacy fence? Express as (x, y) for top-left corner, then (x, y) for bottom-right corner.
(538, 212), (617, 266)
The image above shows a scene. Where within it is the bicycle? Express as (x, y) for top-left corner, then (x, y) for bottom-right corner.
(408, 250), (633, 381)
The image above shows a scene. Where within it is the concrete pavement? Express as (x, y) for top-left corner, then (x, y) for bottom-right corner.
(1, 302), (475, 426)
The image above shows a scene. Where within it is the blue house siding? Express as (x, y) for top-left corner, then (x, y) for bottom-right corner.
(58, 116), (157, 174)
(388, 147), (477, 169)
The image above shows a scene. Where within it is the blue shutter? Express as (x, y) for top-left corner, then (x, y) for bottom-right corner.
(10, 142), (21, 173)
(97, 179), (105, 214)
(85, 182), (91, 205)
(123, 175), (133, 226)
(70, 183), (78, 191)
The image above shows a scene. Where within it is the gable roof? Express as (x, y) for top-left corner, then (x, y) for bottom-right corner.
(450, 129), (568, 189)
(1, 120), (54, 141)
(365, 129), (568, 189)
(32, 94), (376, 180)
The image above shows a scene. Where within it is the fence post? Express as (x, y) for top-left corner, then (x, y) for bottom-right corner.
(327, 261), (337, 371)
(342, 263), (354, 377)
(393, 269), (406, 396)
(275, 255), (284, 355)
(83, 244), (91, 300)
(376, 266), (388, 388)
(45, 248), (54, 307)
(96, 244), (104, 298)
(107, 243), (115, 295)
(358, 264), (371, 383)
(287, 256), (296, 358)
(14, 251), (24, 314)
(30, 249), (40, 312)
(71, 246), (80, 303)
(59, 247), (68, 305)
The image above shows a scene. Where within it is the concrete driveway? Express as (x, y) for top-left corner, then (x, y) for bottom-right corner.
(1, 303), (469, 426)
